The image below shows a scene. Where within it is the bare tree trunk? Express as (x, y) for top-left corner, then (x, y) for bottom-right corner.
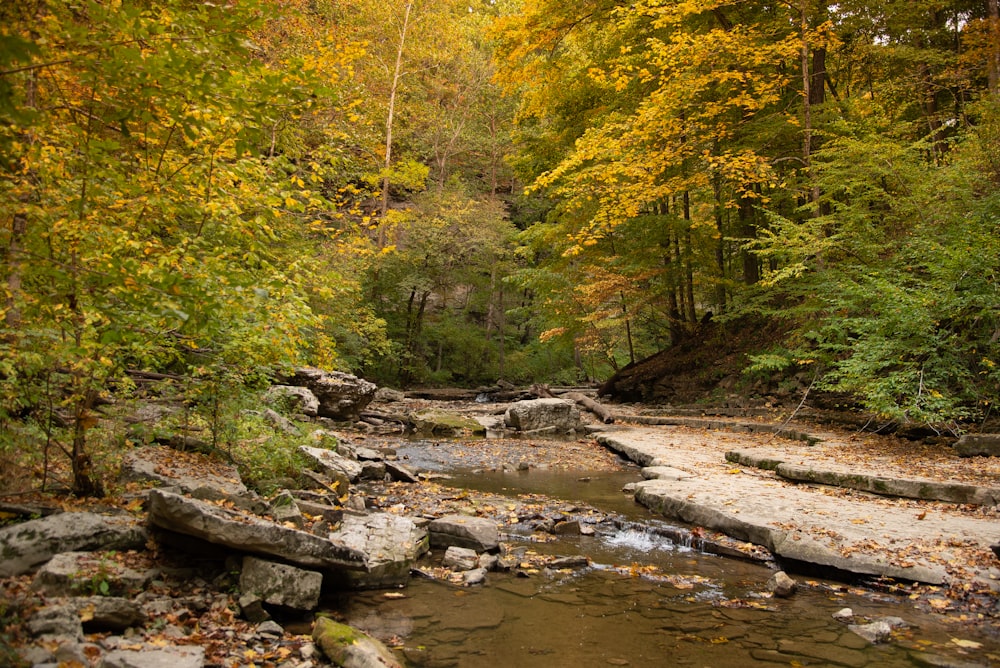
(379, 0), (415, 244)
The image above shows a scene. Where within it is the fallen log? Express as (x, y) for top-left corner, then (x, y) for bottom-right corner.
(563, 392), (615, 424)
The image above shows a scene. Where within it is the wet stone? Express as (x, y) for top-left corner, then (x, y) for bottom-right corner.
(442, 546), (479, 571)
(777, 639), (870, 668)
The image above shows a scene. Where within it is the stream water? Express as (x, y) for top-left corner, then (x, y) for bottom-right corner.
(325, 441), (1000, 667)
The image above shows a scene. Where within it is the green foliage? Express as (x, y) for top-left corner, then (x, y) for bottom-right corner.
(224, 410), (316, 494)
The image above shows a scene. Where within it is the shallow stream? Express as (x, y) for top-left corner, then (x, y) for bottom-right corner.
(327, 440), (1000, 667)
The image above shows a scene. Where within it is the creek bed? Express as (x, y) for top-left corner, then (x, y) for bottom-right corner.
(327, 438), (1000, 667)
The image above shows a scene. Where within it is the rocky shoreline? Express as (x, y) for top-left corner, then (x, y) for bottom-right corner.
(2, 389), (1000, 666)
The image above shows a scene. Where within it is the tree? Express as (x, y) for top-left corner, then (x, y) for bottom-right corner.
(0, 0), (353, 495)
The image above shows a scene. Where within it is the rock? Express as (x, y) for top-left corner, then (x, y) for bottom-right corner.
(478, 553), (500, 571)
(240, 556), (323, 610)
(330, 512), (429, 589)
(462, 568), (488, 586)
(360, 460), (388, 481)
(954, 434), (1000, 457)
(549, 555), (590, 569)
(0, 512), (147, 577)
(238, 593), (271, 623)
(284, 368), (377, 421)
(503, 399), (585, 433)
(264, 385), (320, 417)
(99, 645), (205, 668)
(767, 570), (797, 598)
(118, 446), (253, 502)
(269, 491), (304, 527)
(71, 596), (146, 631)
(32, 551), (157, 597)
(849, 620), (894, 644)
(147, 489), (366, 573)
(256, 620), (285, 638)
(410, 410), (486, 436)
(428, 515), (499, 552)
(300, 445), (364, 483)
(384, 461), (419, 483)
(27, 605), (83, 639)
(553, 520), (582, 535)
(312, 616), (403, 668)
(374, 387), (406, 403)
(833, 607), (854, 623)
(262, 408), (300, 435)
(909, 651), (991, 667)
(442, 546), (480, 571)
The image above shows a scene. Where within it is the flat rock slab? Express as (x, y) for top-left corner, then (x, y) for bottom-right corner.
(0, 512), (147, 577)
(100, 646), (205, 668)
(147, 489), (366, 573)
(599, 428), (1000, 585)
(428, 515), (499, 552)
(119, 446), (251, 499)
(727, 449), (1000, 506)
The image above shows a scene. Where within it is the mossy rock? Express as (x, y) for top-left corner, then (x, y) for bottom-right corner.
(312, 617), (402, 668)
(409, 410), (486, 436)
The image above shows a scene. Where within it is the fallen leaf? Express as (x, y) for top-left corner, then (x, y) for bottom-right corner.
(951, 638), (983, 649)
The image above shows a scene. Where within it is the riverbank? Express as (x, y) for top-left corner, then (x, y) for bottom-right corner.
(3, 395), (1000, 666)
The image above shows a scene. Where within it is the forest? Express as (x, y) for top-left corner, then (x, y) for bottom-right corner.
(2, 0), (1000, 492)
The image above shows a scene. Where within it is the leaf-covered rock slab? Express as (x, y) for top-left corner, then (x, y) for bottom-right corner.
(0, 512), (147, 577)
(147, 490), (365, 573)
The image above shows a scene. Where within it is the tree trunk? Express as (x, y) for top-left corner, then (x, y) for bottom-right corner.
(989, 0), (1000, 96)
(712, 175), (727, 311)
(738, 195), (760, 285)
(379, 0), (415, 243)
(682, 191), (696, 323)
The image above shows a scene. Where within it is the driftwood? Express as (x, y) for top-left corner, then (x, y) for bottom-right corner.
(563, 392), (616, 424)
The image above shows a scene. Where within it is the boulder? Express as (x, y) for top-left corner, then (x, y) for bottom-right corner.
(462, 567), (488, 586)
(240, 556), (323, 610)
(0, 512), (147, 577)
(503, 399), (585, 433)
(300, 445), (364, 483)
(442, 546), (479, 571)
(410, 410), (486, 436)
(428, 515), (499, 552)
(766, 570), (797, 598)
(284, 368), (377, 421)
(264, 385), (320, 417)
(147, 489), (366, 573)
(954, 434), (1000, 457)
(330, 512), (429, 589)
(312, 617), (402, 668)
(848, 620), (893, 644)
